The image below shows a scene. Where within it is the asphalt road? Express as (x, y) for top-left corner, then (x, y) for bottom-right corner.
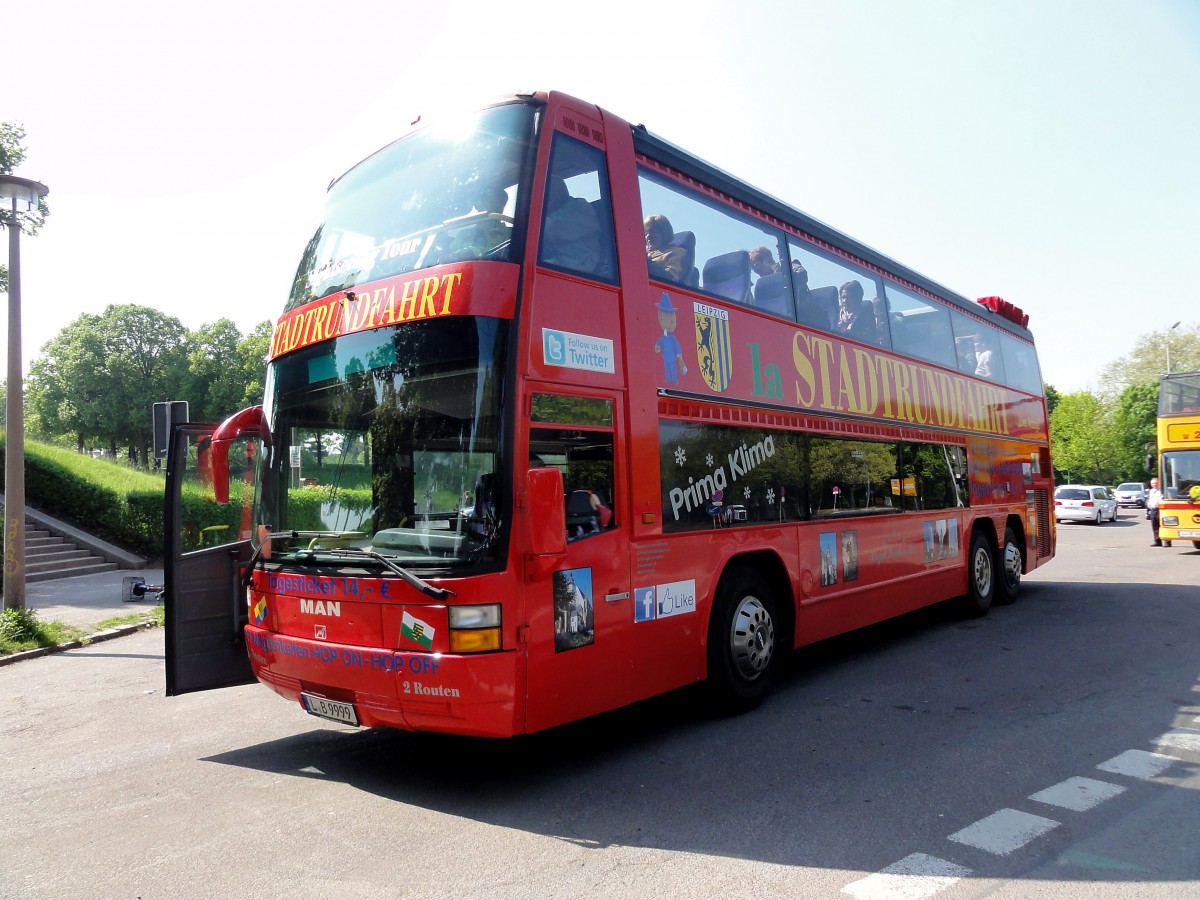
(2, 509), (1197, 899)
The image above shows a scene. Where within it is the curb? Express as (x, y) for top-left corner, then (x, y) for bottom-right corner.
(0, 620), (160, 668)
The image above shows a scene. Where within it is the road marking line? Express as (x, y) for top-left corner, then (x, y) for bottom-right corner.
(948, 808), (1059, 855)
(1096, 749), (1179, 779)
(1155, 729), (1200, 753)
(1028, 776), (1125, 811)
(842, 853), (970, 900)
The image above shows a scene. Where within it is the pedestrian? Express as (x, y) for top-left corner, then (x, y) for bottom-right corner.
(1147, 477), (1170, 547)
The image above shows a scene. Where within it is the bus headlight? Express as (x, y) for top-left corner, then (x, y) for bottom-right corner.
(448, 604), (502, 653)
(1162, 515), (1179, 526)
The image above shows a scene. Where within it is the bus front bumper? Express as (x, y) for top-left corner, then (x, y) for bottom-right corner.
(243, 624), (522, 738)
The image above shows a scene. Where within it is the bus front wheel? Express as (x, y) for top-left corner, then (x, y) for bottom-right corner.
(707, 567), (777, 713)
(960, 531), (995, 617)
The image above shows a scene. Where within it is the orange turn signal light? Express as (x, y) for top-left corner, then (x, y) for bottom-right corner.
(449, 627), (501, 653)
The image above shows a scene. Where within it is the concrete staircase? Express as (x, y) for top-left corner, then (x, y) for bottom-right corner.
(1, 494), (148, 586)
(22, 525), (119, 582)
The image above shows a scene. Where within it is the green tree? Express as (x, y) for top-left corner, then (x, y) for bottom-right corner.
(1049, 391), (1122, 485)
(1112, 381), (1158, 480)
(177, 318), (272, 422)
(181, 319), (249, 422)
(1043, 383), (1062, 418)
(0, 122), (50, 294)
(1100, 324), (1200, 392)
(236, 321), (273, 410)
(26, 306), (189, 463)
(97, 305), (190, 465)
(26, 314), (110, 451)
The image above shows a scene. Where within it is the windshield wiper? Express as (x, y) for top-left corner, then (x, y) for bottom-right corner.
(294, 547), (457, 600)
(242, 531), (456, 601)
(240, 529), (303, 590)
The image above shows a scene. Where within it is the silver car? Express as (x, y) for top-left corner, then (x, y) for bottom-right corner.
(1113, 482), (1147, 508)
(1055, 484), (1118, 525)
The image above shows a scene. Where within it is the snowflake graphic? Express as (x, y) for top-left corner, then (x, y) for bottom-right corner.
(674, 446), (687, 466)
(744, 487), (751, 499)
(705, 453), (714, 467)
(766, 488), (776, 505)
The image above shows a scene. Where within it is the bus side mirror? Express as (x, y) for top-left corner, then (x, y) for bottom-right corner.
(527, 467), (567, 559)
(210, 406), (270, 503)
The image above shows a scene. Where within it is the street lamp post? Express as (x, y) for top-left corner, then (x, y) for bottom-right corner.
(1, 174), (49, 611)
(1166, 321), (1181, 375)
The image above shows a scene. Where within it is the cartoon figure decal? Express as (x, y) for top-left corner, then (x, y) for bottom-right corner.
(654, 293), (687, 385)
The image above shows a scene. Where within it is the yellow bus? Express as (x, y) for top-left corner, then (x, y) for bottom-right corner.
(1154, 370), (1200, 548)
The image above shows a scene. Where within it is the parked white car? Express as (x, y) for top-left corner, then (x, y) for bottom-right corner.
(1113, 482), (1147, 508)
(1055, 484), (1118, 524)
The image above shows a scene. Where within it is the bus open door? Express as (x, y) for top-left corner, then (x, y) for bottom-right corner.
(163, 411), (264, 695)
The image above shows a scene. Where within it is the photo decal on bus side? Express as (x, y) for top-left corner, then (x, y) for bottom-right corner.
(553, 567), (595, 652)
(923, 519), (960, 561)
(842, 530), (859, 582)
(820, 533), (838, 586)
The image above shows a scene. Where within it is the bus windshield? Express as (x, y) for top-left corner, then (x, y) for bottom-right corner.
(253, 316), (509, 569)
(1162, 449), (1200, 501)
(287, 102), (537, 308)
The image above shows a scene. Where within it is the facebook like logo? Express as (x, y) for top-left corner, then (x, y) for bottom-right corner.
(634, 586), (657, 623)
(543, 329), (566, 366)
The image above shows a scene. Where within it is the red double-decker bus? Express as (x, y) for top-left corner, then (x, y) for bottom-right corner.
(164, 90), (1055, 737)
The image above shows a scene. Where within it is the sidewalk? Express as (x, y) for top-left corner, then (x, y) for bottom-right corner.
(0, 493), (157, 631)
(0, 567), (165, 667)
(25, 566), (165, 630)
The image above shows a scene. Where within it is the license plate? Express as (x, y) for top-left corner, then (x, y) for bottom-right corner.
(301, 693), (359, 726)
(1177, 530), (1200, 538)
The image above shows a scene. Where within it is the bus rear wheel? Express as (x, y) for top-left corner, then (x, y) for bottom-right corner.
(960, 531), (994, 617)
(707, 567), (777, 713)
(995, 527), (1022, 605)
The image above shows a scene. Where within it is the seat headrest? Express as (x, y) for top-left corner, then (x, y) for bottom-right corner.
(669, 231), (695, 253)
(702, 250), (751, 302)
(703, 250), (750, 283)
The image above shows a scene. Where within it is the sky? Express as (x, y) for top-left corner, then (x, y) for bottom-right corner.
(4, 0), (1199, 395)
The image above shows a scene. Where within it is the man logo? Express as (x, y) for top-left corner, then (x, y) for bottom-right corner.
(693, 303), (732, 392)
(300, 598), (341, 617)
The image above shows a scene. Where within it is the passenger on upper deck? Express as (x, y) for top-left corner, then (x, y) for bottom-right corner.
(749, 246), (780, 278)
(751, 246), (829, 330)
(790, 260), (833, 331)
(973, 334), (994, 379)
(871, 297), (891, 348)
(645, 215), (688, 283)
(834, 280), (879, 344)
(542, 179), (601, 274)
